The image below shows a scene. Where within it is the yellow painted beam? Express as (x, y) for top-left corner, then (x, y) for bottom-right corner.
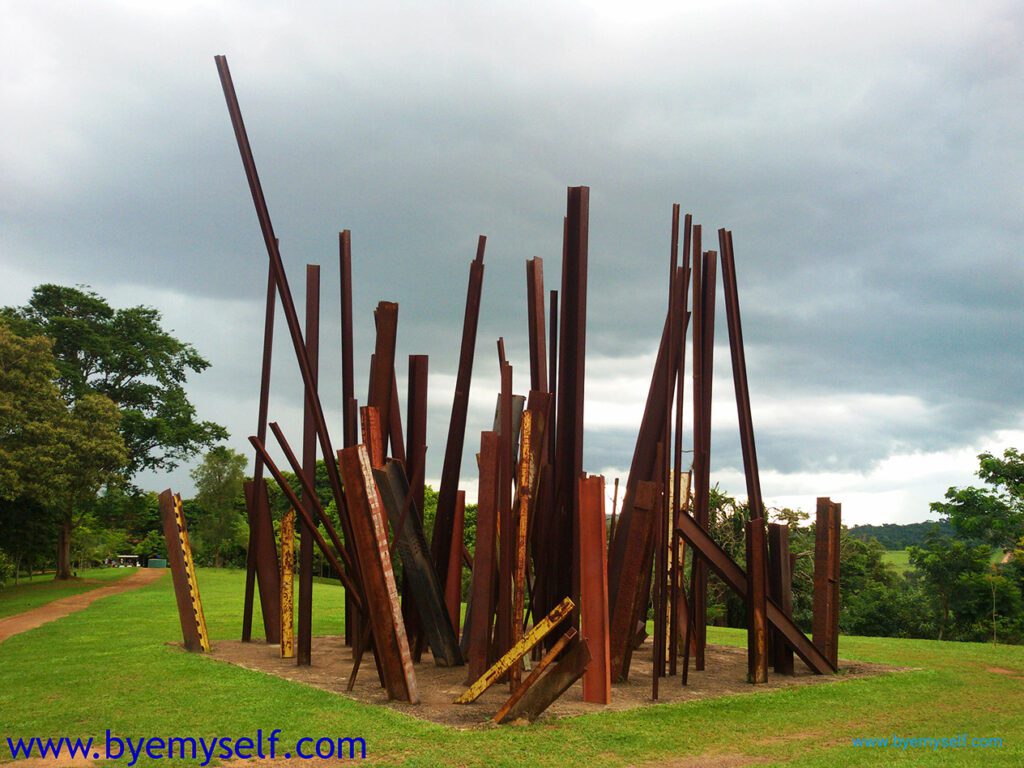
(173, 494), (210, 652)
(279, 509), (295, 658)
(455, 596), (574, 704)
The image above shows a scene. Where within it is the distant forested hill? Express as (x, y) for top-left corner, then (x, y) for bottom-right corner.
(847, 520), (953, 549)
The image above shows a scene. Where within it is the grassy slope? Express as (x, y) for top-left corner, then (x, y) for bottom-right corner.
(0, 568), (133, 618)
(0, 568), (1021, 767)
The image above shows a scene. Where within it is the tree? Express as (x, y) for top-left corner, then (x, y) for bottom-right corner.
(51, 393), (128, 577)
(931, 448), (1024, 554)
(3, 284), (227, 475)
(908, 530), (991, 640)
(0, 323), (68, 505)
(191, 446), (248, 567)
(1, 321), (127, 578)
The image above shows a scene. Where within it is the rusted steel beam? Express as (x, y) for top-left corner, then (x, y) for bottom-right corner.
(268, 423), (357, 581)
(243, 479), (281, 644)
(360, 406), (385, 469)
(813, 497), (841, 669)
(369, 302), (398, 453)
(768, 522), (795, 675)
(609, 481), (657, 682)
(578, 474), (610, 704)
(338, 225), (359, 679)
(160, 490), (210, 652)
(298, 263), (319, 666)
(465, 430), (500, 683)
(609, 477), (620, 546)
(337, 445), (418, 702)
(548, 186), (589, 639)
(746, 518), (768, 683)
(547, 289), (558, 455)
(243, 259), (277, 643)
(389, 370), (406, 466)
(495, 356), (515, 675)
(446, 490), (466, 639)
(374, 460), (461, 667)
(720, 230), (764, 523)
(406, 355), (429, 513)
(280, 509), (295, 659)
(675, 509), (835, 674)
(340, 231), (356, 449)
(433, 236), (486, 587)
(251, 435), (363, 612)
(455, 597), (575, 704)
(526, 257), (548, 393)
(513, 411), (535, 674)
(498, 634), (592, 723)
(215, 56), (363, 618)
(494, 628), (576, 724)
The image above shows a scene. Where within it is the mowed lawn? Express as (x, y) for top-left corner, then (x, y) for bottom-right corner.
(1, 568), (1022, 767)
(0, 568), (133, 618)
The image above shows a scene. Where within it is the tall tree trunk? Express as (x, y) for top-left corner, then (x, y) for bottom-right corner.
(56, 514), (73, 580)
(13, 553), (21, 586)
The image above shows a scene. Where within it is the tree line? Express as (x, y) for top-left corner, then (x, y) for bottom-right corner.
(0, 285), (225, 580)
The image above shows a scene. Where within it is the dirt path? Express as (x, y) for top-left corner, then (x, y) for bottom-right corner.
(0, 568), (166, 644)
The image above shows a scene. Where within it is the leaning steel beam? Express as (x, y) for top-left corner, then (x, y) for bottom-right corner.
(455, 597), (575, 704)
(214, 56), (363, 610)
(250, 436), (364, 613)
(432, 237), (487, 589)
(159, 490), (210, 653)
(494, 628), (576, 724)
(720, 230), (765, 520)
(338, 445), (419, 703)
(609, 481), (657, 682)
(373, 460), (462, 667)
(675, 510), (835, 674)
(498, 635), (592, 723)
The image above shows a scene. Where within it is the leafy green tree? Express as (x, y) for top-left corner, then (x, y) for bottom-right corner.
(51, 393), (128, 578)
(908, 530), (991, 640)
(931, 448), (1024, 554)
(3, 284), (227, 475)
(1, 319), (127, 578)
(0, 323), (68, 505)
(191, 446), (248, 567)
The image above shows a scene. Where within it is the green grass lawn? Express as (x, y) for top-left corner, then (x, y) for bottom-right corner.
(882, 549), (1003, 576)
(1, 567), (1022, 766)
(0, 567), (134, 619)
(882, 549), (913, 575)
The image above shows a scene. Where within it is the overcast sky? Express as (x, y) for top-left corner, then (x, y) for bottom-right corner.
(2, 1), (1021, 525)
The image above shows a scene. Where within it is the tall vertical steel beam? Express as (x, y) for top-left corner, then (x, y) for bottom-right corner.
(813, 497), (841, 669)
(297, 264), (319, 665)
(550, 186), (589, 636)
(526, 257), (548, 393)
(768, 522), (795, 675)
(746, 518), (768, 683)
(578, 474), (610, 704)
(404, 354), (429, 658)
(339, 231), (357, 646)
(466, 431), (500, 683)
(242, 258), (277, 643)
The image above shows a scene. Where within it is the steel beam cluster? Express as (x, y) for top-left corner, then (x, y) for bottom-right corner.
(213, 56), (840, 718)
